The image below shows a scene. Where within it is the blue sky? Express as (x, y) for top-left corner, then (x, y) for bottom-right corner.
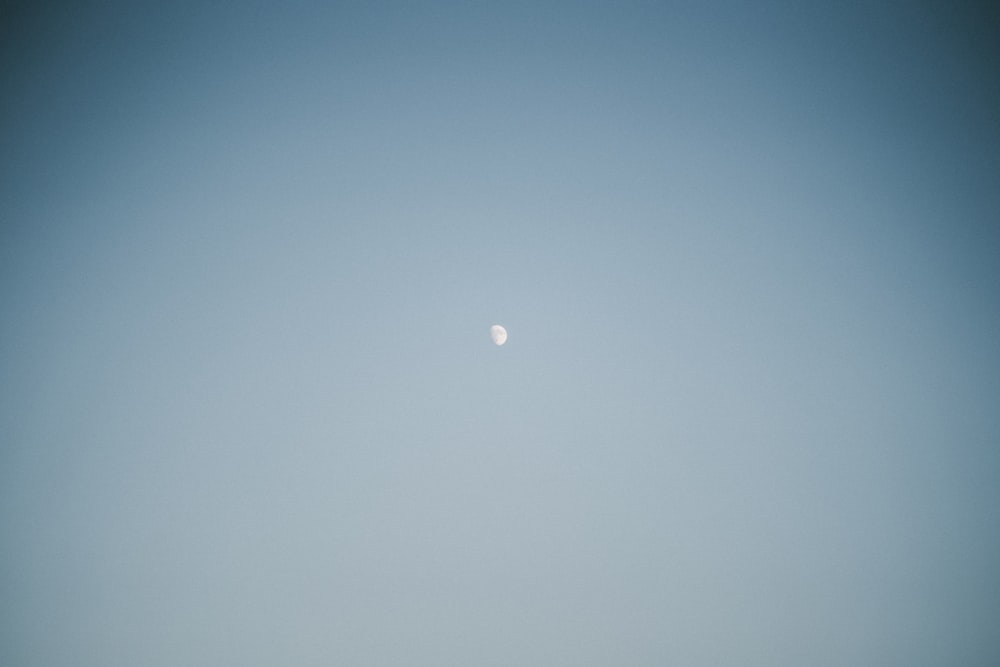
(2, 2), (999, 664)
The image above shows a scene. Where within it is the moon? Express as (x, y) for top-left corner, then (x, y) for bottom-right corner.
(490, 324), (507, 346)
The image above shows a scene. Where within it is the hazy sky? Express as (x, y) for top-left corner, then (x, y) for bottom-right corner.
(2, 2), (999, 665)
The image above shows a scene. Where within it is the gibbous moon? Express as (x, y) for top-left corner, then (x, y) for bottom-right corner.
(490, 324), (508, 346)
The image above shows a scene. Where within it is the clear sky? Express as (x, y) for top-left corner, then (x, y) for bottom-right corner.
(2, 2), (999, 664)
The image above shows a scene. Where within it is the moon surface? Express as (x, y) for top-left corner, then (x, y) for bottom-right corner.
(490, 324), (507, 346)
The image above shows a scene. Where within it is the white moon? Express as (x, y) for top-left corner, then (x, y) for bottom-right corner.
(490, 324), (508, 346)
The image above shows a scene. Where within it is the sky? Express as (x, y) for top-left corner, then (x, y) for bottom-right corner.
(1, 1), (999, 664)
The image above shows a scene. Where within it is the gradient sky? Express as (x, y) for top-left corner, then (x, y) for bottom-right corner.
(2, 2), (999, 665)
